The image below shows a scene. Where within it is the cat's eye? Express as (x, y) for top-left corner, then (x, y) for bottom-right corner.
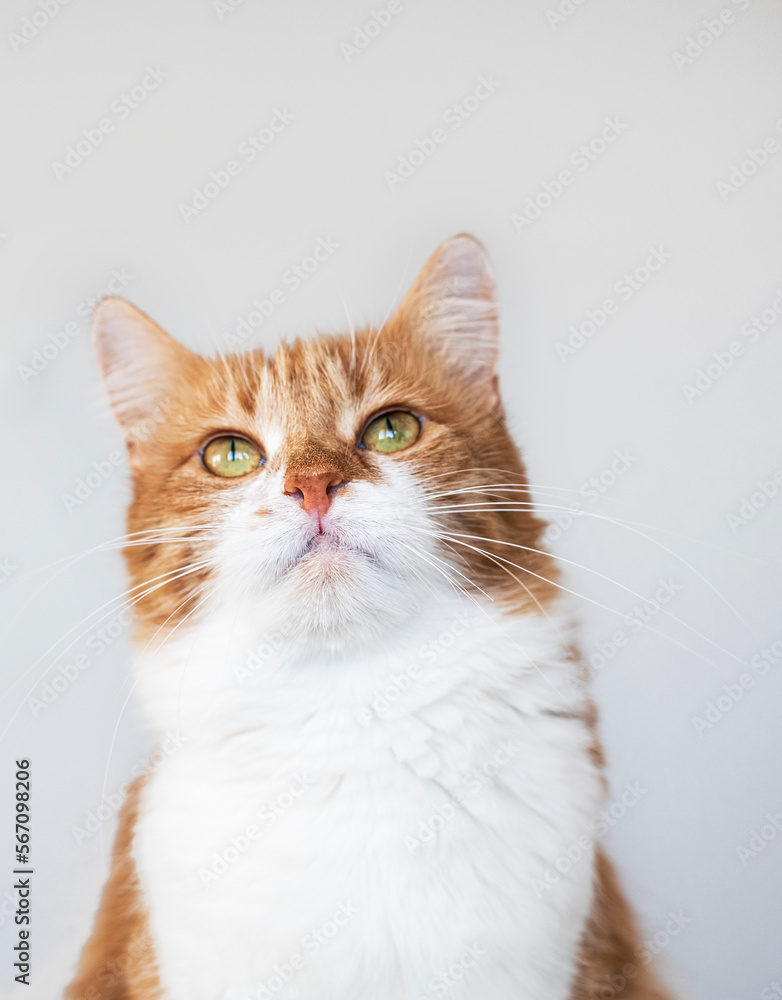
(202, 435), (264, 477)
(361, 411), (421, 453)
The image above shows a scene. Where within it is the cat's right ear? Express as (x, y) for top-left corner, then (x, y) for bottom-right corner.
(91, 297), (202, 449)
(390, 234), (499, 388)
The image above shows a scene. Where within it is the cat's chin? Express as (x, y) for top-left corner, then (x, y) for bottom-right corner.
(264, 544), (415, 645)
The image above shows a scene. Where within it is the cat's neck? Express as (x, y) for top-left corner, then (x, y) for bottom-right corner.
(131, 590), (582, 755)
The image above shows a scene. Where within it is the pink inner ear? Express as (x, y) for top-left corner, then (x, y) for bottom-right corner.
(91, 296), (204, 441)
(391, 235), (500, 384)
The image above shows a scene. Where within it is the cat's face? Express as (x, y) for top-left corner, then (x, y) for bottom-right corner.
(94, 236), (555, 648)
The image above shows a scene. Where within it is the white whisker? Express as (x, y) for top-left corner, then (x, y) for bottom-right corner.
(437, 528), (749, 668)
(0, 558), (217, 730)
(426, 498), (754, 630)
(428, 530), (733, 675)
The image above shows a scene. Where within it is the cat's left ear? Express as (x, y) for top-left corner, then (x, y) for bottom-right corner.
(91, 296), (204, 450)
(392, 234), (499, 385)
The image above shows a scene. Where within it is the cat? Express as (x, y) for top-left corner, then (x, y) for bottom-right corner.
(65, 235), (672, 1000)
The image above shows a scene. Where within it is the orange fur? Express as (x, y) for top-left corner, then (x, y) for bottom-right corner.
(64, 778), (162, 1000)
(571, 851), (672, 1000)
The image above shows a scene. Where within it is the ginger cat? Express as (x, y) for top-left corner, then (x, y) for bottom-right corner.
(66, 235), (671, 1000)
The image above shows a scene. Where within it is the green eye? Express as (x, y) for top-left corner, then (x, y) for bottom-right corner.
(361, 411), (421, 453)
(203, 435), (263, 477)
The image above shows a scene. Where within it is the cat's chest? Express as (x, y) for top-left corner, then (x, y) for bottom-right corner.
(133, 665), (601, 1000)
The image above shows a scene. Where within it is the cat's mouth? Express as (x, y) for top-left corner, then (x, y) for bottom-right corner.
(297, 532), (373, 564)
(270, 531), (377, 587)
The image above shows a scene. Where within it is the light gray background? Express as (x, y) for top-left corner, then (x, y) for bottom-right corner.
(1, 0), (781, 997)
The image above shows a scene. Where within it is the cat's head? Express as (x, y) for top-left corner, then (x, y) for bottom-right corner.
(94, 235), (555, 650)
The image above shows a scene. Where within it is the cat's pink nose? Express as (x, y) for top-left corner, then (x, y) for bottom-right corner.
(283, 471), (345, 521)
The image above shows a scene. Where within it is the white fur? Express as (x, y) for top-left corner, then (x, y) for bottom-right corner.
(131, 447), (603, 1000)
